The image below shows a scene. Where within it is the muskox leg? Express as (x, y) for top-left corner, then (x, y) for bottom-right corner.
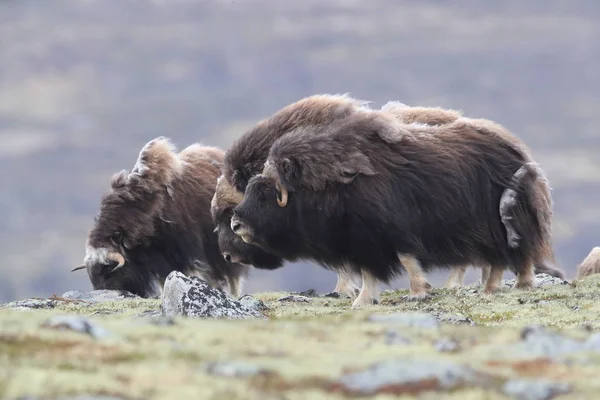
(398, 254), (432, 301)
(443, 265), (467, 289)
(483, 266), (505, 294)
(481, 265), (491, 285)
(514, 261), (537, 290)
(228, 275), (245, 299)
(333, 268), (361, 299)
(351, 269), (380, 309)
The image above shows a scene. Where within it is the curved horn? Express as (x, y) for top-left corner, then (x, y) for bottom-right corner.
(71, 265), (87, 272)
(108, 252), (126, 272)
(276, 182), (288, 207)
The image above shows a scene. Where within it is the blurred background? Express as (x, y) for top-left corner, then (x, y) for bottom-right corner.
(1, 0), (598, 302)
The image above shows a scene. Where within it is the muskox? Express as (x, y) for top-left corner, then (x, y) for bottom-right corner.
(213, 94), (469, 298)
(72, 137), (249, 298)
(575, 247), (600, 279)
(230, 110), (555, 308)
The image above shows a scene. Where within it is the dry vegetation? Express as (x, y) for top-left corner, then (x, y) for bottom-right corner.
(3, 274), (600, 399)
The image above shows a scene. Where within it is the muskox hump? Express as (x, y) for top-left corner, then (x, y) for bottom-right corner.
(576, 247), (600, 279)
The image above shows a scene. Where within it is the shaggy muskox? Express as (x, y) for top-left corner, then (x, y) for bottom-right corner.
(72, 137), (249, 298)
(212, 94), (469, 297)
(575, 247), (600, 279)
(230, 110), (555, 308)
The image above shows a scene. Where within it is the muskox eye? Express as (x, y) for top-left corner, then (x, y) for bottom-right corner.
(111, 230), (123, 244)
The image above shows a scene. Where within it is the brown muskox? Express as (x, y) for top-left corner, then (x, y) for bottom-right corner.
(230, 110), (555, 308)
(213, 94), (468, 298)
(575, 247), (600, 279)
(72, 137), (249, 298)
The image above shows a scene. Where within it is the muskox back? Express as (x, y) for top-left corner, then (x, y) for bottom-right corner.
(75, 137), (248, 298)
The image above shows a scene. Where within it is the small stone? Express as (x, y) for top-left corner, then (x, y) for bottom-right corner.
(41, 315), (116, 340)
(333, 359), (485, 395)
(439, 314), (475, 326)
(572, 306), (580, 312)
(276, 295), (311, 303)
(291, 288), (319, 297)
(239, 295), (269, 312)
(384, 330), (412, 345)
(61, 290), (139, 303)
(435, 338), (460, 353)
(323, 292), (342, 298)
(368, 312), (440, 329)
(161, 271), (266, 319)
(204, 361), (271, 378)
(503, 379), (571, 400)
(134, 310), (163, 319)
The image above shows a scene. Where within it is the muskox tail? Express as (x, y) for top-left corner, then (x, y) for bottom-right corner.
(499, 162), (556, 266)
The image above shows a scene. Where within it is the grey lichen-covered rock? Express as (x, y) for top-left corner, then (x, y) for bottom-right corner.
(503, 379), (571, 400)
(40, 315), (116, 340)
(276, 295), (311, 303)
(161, 271), (267, 319)
(368, 312), (440, 329)
(511, 325), (586, 360)
(238, 295), (269, 312)
(204, 361), (272, 378)
(503, 273), (570, 289)
(383, 330), (412, 345)
(438, 313), (476, 326)
(61, 290), (140, 303)
(333, 359), (486, 395)
(435, 337), (460, 353)
(3, 298), (57, 310)
(291, 288), (319, 297)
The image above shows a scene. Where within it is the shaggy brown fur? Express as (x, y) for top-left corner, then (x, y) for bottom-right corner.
(575, 247), (600, 279)
(74, 137), (248, 298)
(233, 109), (555, 307)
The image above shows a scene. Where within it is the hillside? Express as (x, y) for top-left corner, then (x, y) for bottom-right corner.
(1, 0), (599, 301)
(3, 274), (600, 399)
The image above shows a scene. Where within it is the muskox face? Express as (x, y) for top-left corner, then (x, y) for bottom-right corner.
(211, 175), (284, 270)
(230, 175), (289, 251)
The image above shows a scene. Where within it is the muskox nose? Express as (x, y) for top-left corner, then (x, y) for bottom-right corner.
(231, 217), (243, 233)
(223, 253), (232, 262)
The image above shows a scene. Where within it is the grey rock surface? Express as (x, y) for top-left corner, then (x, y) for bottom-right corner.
(334, 359), (485, 395)
(291, 288), (319, 297)
(61, 290), (139, 303)
(204, 361), (271, 378)
(238, 295), (269, 312)
(40, 315), (116, 340)
(3, 298), (57, 310)
(368, 312), (440, 329)
(161, 271), (266, 319)
(383, 330), (412, 346)
(511, 325), (587, 360)
(503, 379), (571, 400)
(435, 337), (460, 353)
(502, 273), (570, 289)
(276, 295), (311, 303)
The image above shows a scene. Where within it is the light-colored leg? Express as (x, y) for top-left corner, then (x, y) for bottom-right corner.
(514, 262), (537, 290)
(399, 254), (432, 301)
(333, 269), (361, 299)
(483, 267), (504, 294)
(481, 265), (491, 286)
(444, 265), (467, 289)
(229, 275), (244, 299)
(351, 269), (380, 309)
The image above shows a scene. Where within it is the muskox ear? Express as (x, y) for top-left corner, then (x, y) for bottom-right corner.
(336, 152), (376, 184)
(279, 157), (301, 187)
(127, 137), (182, 193)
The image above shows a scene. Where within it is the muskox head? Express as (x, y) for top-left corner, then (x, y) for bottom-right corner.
(72, 137), (182, 296)
(210, 176), (283, 270)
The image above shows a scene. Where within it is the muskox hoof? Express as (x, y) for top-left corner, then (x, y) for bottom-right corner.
(483, 286), (501, 295)
(514, 280), (537, 290)
(351, 297), (379, 309)
(402, 292), (433, 302)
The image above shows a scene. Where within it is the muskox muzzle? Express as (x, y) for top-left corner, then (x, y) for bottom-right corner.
(230, 215), (254, 244)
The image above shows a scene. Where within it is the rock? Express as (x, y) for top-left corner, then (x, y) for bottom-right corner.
(61, 290), (140, 303)
(503, 273), (570, 289)
(323, 292), (343, 298)
(238, 295), (269, 312)
(333, 359), (486, 395)
(503, 379), (571, 400)
(435, 338), (460, 353)
(3, 299), (57, 310)
(368, 312), (440, 329)
(134, 310), (174, 325)
(584, 333), (600, 351)
(514, 325), (586, 360)
(161, 271), (266, 319)
(438, 313), (476, 326)
(383, 330), (412, 345)
(204, 361), (271, 377)
(17, 397), (124, 400)
(276, 295), (311, 303)
(41, 315), (116, 340)
(291, 288), (319, 297)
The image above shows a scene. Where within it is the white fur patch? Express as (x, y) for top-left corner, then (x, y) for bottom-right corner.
(84, 246), (111, 266)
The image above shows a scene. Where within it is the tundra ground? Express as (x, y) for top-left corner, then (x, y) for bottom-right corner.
(3, 275), (600, 399)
